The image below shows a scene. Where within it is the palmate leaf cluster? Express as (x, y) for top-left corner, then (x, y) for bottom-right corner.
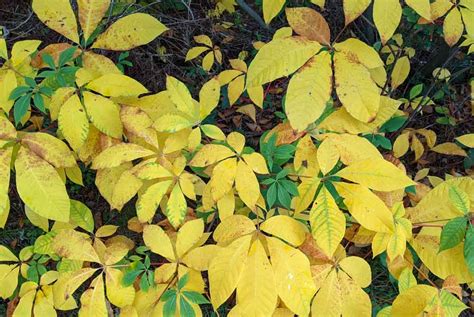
(0, 0), (473, 316)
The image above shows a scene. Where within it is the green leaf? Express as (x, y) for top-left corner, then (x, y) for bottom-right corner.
(139, 273), (150, 291)
(41, 53), (56, 69)
(179, 296), (196, 317)
(58, 46), (77, 67)
(69, 200), (94, 233)
(279, 179), (298, 196)
(182, 291), (210, 304)
(177, 273), (189, 290)
(439, 217), (467, 252)
(464, 224), (474, 275)
(161, 289), (177, 302)
(13, 93), (31, 125)
(380, 116), (407, 133)
(163, 292), (177, 317)
(33, 93), (45, 112)
(122, 269), (143, 287)
(9, 86), (31, 100)
(277, 183), (291, 209)
(25, 77), (36, 88)
(409, 83), (423, 99)
(266, 183), (277, 208)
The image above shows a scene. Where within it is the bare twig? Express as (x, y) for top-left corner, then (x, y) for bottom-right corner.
(235, 0), (270, 31)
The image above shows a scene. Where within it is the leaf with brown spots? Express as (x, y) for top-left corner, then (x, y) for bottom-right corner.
(32, 0), (80, 43)
(92, 13), (168, 51)
(286, 7), (331, 45)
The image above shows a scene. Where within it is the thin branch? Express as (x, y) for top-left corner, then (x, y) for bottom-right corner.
(235, 0), (270, 32)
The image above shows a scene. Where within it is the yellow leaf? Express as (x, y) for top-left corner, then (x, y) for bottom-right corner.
(182, 245), (221, 271)
(92, 143), (154, 169)
(373, 0), (402, 44)
(310, 186), (346, 257)
(286, 52), (332, 131)
(247, 86), (264, 108)
(77, 0), (111, 41)
(444, 8), (463, 46)
(410, 227), (473, 283)
(79, 275), (107, 317)
(199, 78), (220, 119)
(246, 37), (321, 87)
(82, 92), (123, 138)
(339, 256), (371, 288)
(32, 0), (79, 43)
(242, 152), (268, 174)
(405, 0), (432, 21)
(58, 94), (89, 151)
(235, 160), (260, 209)
(53, 229), (100, 262)
(210, 158), (237, 202)
(311, 270), (342, 317)
(336, 158), (416, 191)
(167, 76), (196, 114)
(335, 183), (395, 233)
(0, 70), (17, 113)
(176, 219), (204, 258)
(343, 0), (371, 25)
(334, 51), (380, 123)
(391, 56), (410, 89)
(267, 237), (316, 316)
(0, 148), (12, 216)
(209, 235), (252, 309)
(338, 270), (372, 316)
(392, 284), (437, 317)
(227, 132), (245, 154)
(236, 239), (278, 316)
(0, 264), (19, 299)
(0, 245), (18, 262)
(228, 75), (245, 105)
(200, 124), (226, 141)
(393, 132), (410, 158)
(294, 177), (321, 213)
(25, 205), (49, 232)
(186, 46), (209, 61)
(202, 51), (215, 71)
(92, 13), (167, 50)
(263, 0), (286, 24)
(285, 7), (331, 45)
(166, 183), (187, 228)
(213, 215), (256, 245)
(143, 224), (175, 260)
(317, 137), (340, 176)
(456, 133), (474, 148)
(87, 74), (148, 98)
(136, 180), (172, 223)
(261, 215), (307, 247)
(21, 132), (76, 168)
(105, 268), (135, 308)
(432, 142), (467, 156)
(15, 147), (70, 222)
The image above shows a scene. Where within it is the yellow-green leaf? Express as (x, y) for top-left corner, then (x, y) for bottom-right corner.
(310, 186), (346, 257)
(22, 132), (76, 168)
(87, 74), (148, 98)
(136, 180), (172, 223)
(83, 91), (123, 138)
(166, 183), (187, 228)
